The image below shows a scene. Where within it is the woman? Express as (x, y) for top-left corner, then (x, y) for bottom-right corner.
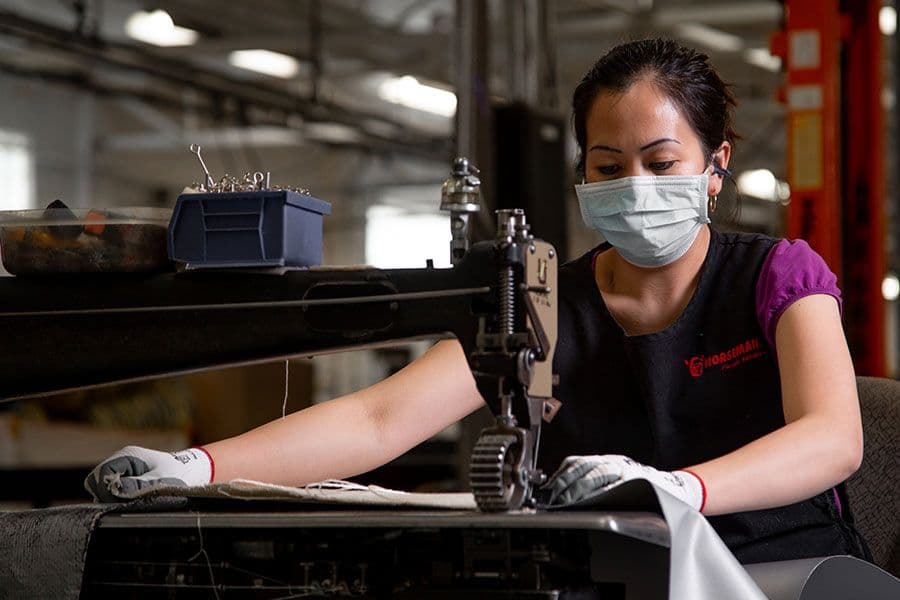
(86, 39), (869, 564)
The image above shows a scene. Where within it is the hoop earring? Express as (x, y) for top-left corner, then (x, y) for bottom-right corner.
(708, 195), (718, 214)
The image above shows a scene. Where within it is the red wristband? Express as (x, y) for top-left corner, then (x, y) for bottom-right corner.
(193, 446), (216, 484)
(681, 469), (707, 513)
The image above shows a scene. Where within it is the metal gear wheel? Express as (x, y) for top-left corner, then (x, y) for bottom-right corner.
(469, 432), (529, 511)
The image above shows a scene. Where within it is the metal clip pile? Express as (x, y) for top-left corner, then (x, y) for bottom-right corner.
(184, 144), (310, 195)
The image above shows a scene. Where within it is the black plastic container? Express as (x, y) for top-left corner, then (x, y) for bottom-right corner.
(168, 190), (332, 269)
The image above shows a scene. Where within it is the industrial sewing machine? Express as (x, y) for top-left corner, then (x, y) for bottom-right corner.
(4, 158), (894, 599)
(0, 157), (674, 599)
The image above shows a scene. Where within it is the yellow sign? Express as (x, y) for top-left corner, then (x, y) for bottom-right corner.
(791, 112), (824, 191)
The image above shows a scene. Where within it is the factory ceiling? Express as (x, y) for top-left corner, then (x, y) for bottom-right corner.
(0, 0), (790, 188)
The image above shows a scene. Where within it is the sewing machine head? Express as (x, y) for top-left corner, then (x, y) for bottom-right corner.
(436, 158), (558, 511)
(464, 208), (557, 510)
(0, 156), (558, 512)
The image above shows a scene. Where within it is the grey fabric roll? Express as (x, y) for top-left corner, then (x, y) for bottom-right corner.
(0, 497), (187, 600)
(846, 376), (900, 576)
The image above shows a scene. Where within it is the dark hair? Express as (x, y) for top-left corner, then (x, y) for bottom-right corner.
(572, 38), (739, 176)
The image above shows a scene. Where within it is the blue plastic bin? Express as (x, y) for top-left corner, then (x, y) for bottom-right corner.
(168, 190), (332, 269)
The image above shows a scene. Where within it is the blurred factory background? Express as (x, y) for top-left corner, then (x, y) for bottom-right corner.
(0, 0), (897, 507)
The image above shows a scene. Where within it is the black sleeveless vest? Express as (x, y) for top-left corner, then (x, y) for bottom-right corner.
(545, 229), (868, 563)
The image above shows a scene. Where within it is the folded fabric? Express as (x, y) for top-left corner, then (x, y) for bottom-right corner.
(110, 477), (479, 510)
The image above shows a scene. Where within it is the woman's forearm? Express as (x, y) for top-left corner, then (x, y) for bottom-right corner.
(202, 340), (485, 487)
(203, 392), (396, 485)
(688, 414), (862, 516)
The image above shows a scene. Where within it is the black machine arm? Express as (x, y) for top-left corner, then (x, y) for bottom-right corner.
(0, 210), (557, 513)
(0, 243), (499, 400)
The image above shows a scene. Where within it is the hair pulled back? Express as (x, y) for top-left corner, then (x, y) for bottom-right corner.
(572, 38), (739, 176)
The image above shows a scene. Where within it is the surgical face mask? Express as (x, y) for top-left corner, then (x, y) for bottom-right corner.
(575, 172), (712, 268)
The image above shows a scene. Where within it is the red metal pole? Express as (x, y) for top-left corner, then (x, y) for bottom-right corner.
(840, 0), (887, 376)
(774, 0), (843, 279)
(774, 0), (887, 375)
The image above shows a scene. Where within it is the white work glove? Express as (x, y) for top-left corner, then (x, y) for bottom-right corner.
(84, 445), (213, 503)
(544, 454), (706, 512)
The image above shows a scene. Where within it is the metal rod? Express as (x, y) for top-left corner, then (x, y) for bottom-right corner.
(189, 144), (215, 188)
(0, 287), (492, 318)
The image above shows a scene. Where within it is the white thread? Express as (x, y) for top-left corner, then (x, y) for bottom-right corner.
(187, 511), (221, 600)
(282, 359), (289, 419)
(303, 479), (367, 491)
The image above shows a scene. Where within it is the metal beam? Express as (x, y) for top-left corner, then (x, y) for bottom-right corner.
(556, 1), (782, 35)
(0, 9), (451, 160)
(115, 97), (180, 133)
(97, 126), (305, 153)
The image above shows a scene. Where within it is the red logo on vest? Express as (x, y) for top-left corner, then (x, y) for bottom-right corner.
(684, 337), (765, 377)
(686, 356), (705, 377)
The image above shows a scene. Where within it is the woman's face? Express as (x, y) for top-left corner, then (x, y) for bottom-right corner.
(583, 77), (729, 195)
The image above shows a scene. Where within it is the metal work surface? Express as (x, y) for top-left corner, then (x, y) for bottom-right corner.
(97, 509), (670, 547)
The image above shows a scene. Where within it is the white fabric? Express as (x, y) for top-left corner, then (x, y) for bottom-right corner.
(575, 173), (711, 267)
(655, 485), (767, 599)
(553, 478), (768, 600)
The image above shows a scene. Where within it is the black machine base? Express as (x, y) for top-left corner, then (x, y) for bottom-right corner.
(82, 509), (670, 599)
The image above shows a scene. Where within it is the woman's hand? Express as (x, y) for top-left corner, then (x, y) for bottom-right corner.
(84, 446), (213, 502)
(544, 454), (705, 510)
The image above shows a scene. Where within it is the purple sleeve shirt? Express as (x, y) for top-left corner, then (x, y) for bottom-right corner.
(755, 239), (842, 350)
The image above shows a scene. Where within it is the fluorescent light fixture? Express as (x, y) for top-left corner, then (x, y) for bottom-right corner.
(744, 48), (782, 72)
(883, 87), (896, 110)
(228, 50), (300, 79)
(305, 122), (362, 145)
(378, 75), (457, 117)
(775, 180), (791, 203)
(125, 10), (198, 47)
(674, 23), (743, 52)
(737, 169), (790, 202)
(880, 6), (897, 36)
(883, 274), (900, 301)
(737, 169), (775, 199)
